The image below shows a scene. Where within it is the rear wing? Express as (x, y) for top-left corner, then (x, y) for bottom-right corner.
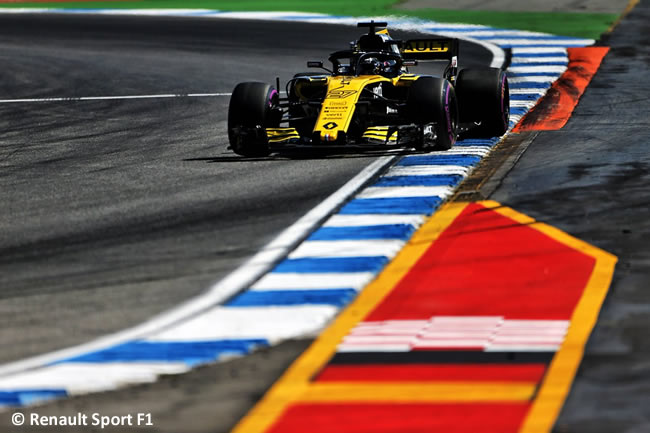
(401, 37), (459, 81)
(401, 38), (459, 61)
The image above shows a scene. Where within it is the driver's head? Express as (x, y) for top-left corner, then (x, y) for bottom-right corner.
(381, 59), (398, 77)
(359, 57), (381, 75)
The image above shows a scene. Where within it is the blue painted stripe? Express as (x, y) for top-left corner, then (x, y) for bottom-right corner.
(510, 93), (541, 100)
(54, 340), (268, 366)
(513, 52), (567, 58)
(227, 289), (357, 307)
(0, 390), (68, 406)
(309, 224), (415, 240)
(339, 197), (443, 215)
(510, 107), (529, 116)
(456, 138), (499, 146)
(509, 82), (552, 89)
(273, 256), (388, 273)
(510, 62), (567, 67)
(398, 154), (482, 166)
(375, 174), (463, 187)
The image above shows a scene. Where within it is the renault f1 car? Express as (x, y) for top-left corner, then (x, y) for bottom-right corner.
(228, 21), (510, 156)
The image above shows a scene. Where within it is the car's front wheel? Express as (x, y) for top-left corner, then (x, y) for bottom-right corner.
(227, 82), (279, 157)
(407, 77), (459, 150)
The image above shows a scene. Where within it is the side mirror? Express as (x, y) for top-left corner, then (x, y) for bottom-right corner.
(307, 61), (324, 68)
(402, 60), (418, 67)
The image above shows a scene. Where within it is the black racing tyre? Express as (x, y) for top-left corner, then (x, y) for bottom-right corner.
(407, 77), (459, 150)
(227, 82), (279, 157)
(455, 67), (510, 137)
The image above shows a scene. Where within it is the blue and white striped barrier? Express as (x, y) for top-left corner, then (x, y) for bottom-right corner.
(0, 9), (593, 409)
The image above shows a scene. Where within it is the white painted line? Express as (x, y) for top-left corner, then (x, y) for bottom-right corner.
(412, 340), (490, 348)
(510, 56), (568, 64)
(508, 76), (559, 83)
(419, 331), (495, 338)
(0, 93), (232, 104)
(357, 186), (453, 199)
(251, 272), (376, 291)
(354, 320), (430, 328)
(385, 165), (471, 177)
(510, 114), (524, 123)
(289, 240), (405, 258)
(146, 306), (339, 343)
(433, 146), (492, 156)
(509, 88), (548, 95)
(512, 47), (569, 54)
(508, 65), (568, 74)
(324, 214), (425, 227)
(497, 331), (567, 338)
(0, 155), (397, 378)
(498, 329), (567, 336)
(0, 363), (190, 395)
(342, 336), (417, 344)
(491, 336), (565, 343)
(510, 100), (538, 108)
(430, 315), (504, 323)
(337, 344), (412, 352)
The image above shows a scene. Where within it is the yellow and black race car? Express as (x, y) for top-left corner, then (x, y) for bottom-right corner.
(228, 21), (510, 156)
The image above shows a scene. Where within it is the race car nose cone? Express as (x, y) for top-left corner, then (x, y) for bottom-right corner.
(321, 131), (339, 142)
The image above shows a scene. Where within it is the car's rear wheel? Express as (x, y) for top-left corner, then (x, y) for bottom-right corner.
(455, 67), (510, 137)
(228, 82), (279, 157)
(407, 77), (458, 150)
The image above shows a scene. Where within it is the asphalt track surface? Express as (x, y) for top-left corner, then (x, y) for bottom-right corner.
(0, 13), (492, 432)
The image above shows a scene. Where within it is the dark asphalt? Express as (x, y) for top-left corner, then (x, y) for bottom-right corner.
(492, 1), (650, 431)
(0, 13), (492, 433)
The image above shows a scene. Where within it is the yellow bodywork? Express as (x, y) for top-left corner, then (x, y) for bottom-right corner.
(362, 126), (399, 144)
(313, 75), (421, 143)
(266, 127), (300, 143)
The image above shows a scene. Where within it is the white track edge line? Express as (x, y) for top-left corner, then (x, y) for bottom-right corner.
(0, 155), (397, 378)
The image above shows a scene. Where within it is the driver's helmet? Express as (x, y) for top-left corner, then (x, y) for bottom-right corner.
(337, 64), (352, 75)
(381, 59), (398, 77)
(359, 57), (381, 75)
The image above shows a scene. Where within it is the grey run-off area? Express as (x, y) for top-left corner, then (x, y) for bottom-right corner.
(492, 0), (650, 430)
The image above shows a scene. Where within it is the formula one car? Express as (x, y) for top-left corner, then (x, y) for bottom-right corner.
(228, 21), (509, 156)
